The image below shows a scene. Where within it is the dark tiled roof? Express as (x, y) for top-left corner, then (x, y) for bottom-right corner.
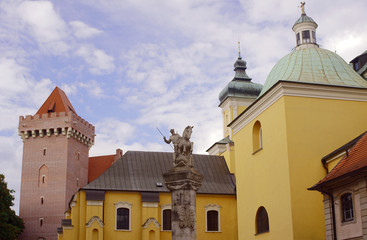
(83, 151), (236, 195)
(310, 132), (367, 190)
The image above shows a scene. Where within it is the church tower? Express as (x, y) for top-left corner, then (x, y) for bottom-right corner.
(18, 87), (95, 240)
(207, 48), (262, 173)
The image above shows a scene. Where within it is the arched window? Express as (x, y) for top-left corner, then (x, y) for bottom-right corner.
(205, 204), (221, 232)
(253, 121), (263, 153)
(39, 165), (48, 187)
(92, 229), (98, 240)
(162, 209), (172, 231)
(256, 207), (269, 234)
(41, 196), (44, 205)
(341, 193), (354, 221)
(114, 201), (132, 231)
(149, 230), (155, 240)
(40, 218), (44, 227)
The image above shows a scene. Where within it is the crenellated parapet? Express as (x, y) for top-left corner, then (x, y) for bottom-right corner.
(18, 111), (95, 148)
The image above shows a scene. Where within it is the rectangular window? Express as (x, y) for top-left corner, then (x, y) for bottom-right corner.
(302, 30), (311, 43)
(163, 209), (172, 230)
(207, 210), (219, 231)
(312, 31), (316, 43)
(43, 148), (46, 156)
(296, 32), (300, 45)
(116, 208), (130, 230)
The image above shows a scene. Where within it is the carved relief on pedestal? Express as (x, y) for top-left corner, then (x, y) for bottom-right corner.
(178, 205), (195, 230)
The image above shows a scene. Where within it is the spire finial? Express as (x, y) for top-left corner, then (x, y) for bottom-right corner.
(299, 2), (305, 15)
(238, 41), (241, 58)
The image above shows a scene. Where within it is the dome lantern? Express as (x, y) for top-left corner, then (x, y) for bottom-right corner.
(292, 2), (318, 50)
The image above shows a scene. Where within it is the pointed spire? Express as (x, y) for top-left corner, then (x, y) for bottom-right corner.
(233, 46), (251, 81)
(36, 87), (76, 115)
(238, 41), (241, 58)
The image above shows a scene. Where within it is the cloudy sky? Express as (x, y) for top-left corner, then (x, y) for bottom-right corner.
(1, 0), (366, 212)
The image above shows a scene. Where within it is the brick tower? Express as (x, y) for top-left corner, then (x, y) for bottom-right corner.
(18, 87), (95, 240)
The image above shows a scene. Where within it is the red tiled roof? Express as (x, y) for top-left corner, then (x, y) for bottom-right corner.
(311, 132), (367, 189)
(88, 155), (115, 183)
(36, 86), (76, 115)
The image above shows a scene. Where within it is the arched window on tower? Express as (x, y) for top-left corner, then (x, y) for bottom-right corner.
(256, 206), (269, 234)
(39, 165), (48, 187)
(253, 121), (263, 153)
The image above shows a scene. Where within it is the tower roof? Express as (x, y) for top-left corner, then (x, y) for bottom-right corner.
(219, 56), (263, 103)
(36, 87), (76, 115)
(292, 14), (317, 28)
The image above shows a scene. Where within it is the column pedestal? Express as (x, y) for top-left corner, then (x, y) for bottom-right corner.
(163, 167), (203, 240)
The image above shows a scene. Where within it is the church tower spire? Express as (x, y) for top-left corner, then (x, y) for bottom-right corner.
(292, 2), (318, 50)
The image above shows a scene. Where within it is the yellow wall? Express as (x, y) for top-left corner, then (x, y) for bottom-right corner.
(234, 97), (294, 239)
(233, 94), (367, 239)
(284, 96), (367, 239)
(61, 190), (237, 240)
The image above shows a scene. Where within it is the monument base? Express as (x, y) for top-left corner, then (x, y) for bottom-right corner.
(163, 167), (203, 240)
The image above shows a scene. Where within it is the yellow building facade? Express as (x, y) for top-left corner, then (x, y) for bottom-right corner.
(211, 8), (367, 240)
(57, 151), (238, 240)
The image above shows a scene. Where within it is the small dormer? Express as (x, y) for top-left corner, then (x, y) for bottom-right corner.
(292, 2), (318, 50)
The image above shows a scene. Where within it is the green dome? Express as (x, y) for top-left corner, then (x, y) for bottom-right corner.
(259, 48), (367, 96)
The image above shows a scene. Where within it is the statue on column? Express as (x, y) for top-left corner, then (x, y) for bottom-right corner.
(164, 126), (194, 168)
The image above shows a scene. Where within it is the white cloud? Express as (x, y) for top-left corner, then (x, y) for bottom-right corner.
(90, 118), (136, 156)
(17, 1), (70, 54)
(76, 45), (115, 75)
(69, 20), (102, 39)
(61, 83), (78, 96)
(78, 80), (105, 98)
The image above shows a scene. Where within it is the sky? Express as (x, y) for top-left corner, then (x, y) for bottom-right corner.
(1, 0), (366, 213)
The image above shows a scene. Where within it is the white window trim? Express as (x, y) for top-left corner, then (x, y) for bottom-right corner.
(161, 204), (172, 231)
(114, 201), (132, 231)
(205, 204), (221, 232)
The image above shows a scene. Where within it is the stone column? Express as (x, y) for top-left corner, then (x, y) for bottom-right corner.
(163, 167), (203, 240)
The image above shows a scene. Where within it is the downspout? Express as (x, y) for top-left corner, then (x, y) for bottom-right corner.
(320, 188), (337, 240)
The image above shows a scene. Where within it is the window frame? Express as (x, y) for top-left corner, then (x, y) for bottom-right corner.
(114, 201), (132, 231)
(252, 121), (263, 154)
(205, 204), (221, 232)
(341, 193), (354, 222)
(255, 206), (269, 235)
(302, 30), (311, 43)
(162, 208), (172, 231)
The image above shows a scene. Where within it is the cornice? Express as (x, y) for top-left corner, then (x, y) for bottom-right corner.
(230, 81), (367, 135)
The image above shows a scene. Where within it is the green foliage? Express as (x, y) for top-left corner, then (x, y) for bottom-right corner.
(0, 174), (24, 240)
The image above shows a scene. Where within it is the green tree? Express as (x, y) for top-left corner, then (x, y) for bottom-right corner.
(0, 174), (24, 240)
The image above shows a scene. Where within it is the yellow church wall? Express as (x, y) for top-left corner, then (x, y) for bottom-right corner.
(61, 188), (237, 240)
(103, 191), (142, 240)
(197, 194), (238, 240)
(233, 97), (294, 239)
(283, 95), (367, 239)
